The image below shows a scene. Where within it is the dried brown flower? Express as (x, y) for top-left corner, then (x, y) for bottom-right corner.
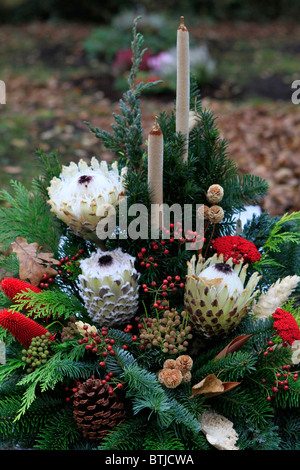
(158, 368), (183, 388)
(175, 354), (193, 371)
(181, 370), (192, 383)
(207, 205), (224, 224)
(164, 359), (176, 369)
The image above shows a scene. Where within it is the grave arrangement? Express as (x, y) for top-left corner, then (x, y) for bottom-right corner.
(0, 17), (299, 451)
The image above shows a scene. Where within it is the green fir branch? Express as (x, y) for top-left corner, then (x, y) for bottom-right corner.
(14, 354), (97, 420)
(0, 180), (60, 254)
(97, 417), (146, 450)
(34, 406), (81, 450)
(143, 425), (186, 450)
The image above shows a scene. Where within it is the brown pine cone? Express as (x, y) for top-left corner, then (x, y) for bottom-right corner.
(73, 378), (126, 441)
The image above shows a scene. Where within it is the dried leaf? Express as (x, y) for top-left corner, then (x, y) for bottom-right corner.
(190, 374), (240, 398)
(9, 237), (59, 286)
(214, 334), (252, 360)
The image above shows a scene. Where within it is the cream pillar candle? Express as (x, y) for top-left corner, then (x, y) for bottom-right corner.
(176, 16), (190, 163)
(148, 116), (164, 232)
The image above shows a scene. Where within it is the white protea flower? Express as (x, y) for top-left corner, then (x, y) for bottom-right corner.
(47, 157), (127, 243)
(200, 409), (239, 450)
(184, 253), (260, 338)
(78, 248), (140, 327)
(252, 275), (300, 320)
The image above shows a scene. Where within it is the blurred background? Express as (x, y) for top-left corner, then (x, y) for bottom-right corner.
(0, 0), (300, 216)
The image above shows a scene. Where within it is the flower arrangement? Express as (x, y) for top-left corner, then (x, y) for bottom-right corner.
(0, 16), (300, 453)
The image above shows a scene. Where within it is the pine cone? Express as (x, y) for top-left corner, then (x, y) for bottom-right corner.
(73, 379), (126, 441)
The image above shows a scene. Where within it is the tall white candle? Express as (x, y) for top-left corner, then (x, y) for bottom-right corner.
(148, 117), (164, 232)
(176, 16), (190, 163)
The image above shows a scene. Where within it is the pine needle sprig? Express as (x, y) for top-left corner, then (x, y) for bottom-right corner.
(97, 417), (146, 450)
(86, 17), (161, 170)
(143, 425), (186, 450)
(33, 406), (81, 450)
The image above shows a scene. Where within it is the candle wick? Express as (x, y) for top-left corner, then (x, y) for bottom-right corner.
(178, 16), (188, 31)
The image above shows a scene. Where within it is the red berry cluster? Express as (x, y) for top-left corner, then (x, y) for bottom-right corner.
(76, 325), (125, 394)
(142, 275), (185, 309)
(39, 273), (55, 289)
(261, 364), (299, 401)
(77, 325), (116, 360)
(57, 248), (85, 281)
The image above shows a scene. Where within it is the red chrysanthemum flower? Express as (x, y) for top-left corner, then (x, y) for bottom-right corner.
(1, 278), (42, 314)
(211, 235), (261, 263)
(272, 308), (300, 346)
(0, 309), (54, 348)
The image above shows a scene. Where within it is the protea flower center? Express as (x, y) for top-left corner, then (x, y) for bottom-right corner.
(78, 175), (94, 186)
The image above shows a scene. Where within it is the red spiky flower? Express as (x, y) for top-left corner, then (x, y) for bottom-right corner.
(1, 278), (42, 315)
(211, 235), (261, 263)
(0, 309), (54, 348)
(272, 308), (300, 346)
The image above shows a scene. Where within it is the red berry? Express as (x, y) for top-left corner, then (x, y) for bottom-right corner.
(117, 383), (123, 389)
(99, 361), (106, 367)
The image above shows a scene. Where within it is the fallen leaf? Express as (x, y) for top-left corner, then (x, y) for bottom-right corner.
(9, 237), (59, 286)
(214, 334), (252, 360)
(190, 374), (240, 398)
